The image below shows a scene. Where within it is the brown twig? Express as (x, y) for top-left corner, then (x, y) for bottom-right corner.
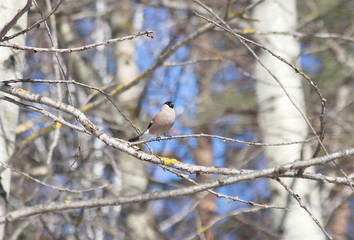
(0, 0), (33, 39)
(275, 178), (333, 239)
(0, 161), (109, 193)
(130, 134), (317, 147)
(1, 0), (61, 42)
(0, 31), (154, 53)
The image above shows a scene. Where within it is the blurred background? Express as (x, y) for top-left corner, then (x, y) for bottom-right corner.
(1, 0), (353, 239)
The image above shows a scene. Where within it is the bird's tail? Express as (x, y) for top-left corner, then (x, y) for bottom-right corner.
(128, 131), (145, 142)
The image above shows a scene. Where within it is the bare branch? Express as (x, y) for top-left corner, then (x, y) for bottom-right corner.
(0, 0), (32, 39)
(1, 85), (353, 183)
(1, 78), (141, 132)
(275, 178), (333, 239)
(184, 207), (272, 240)
(0, 31), (154, 53)
(130, 134), (317, 147)
(0, 161), (109, 193)
(236, 29), (354, 43)
(0, 95), (89, 134)
(1, 0), (63, 42)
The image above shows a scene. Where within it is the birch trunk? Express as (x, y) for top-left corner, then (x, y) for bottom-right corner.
(0, 0), (28, 238)
(111, 3), (157, 239)
(253, 1), (324, 239)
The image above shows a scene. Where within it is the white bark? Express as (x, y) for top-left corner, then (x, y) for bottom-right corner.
(0, 0), (28, 238)
(253, 1), (324, 239)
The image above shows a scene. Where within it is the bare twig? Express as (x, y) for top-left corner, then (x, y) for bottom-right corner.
(163, 57), (224, 66)
(0, 31), (154, 53)
(1, 0), (63, 42)
(0, 178), (258, 224)
(159, 163), (285, 209)
(35, 0), (66, 164)
(130, 134), (317, 147)
(0, 0), (32, 39)
(275, 178), (333, 239)
(237, 29), (354, 43)
(1, 78), (140, 133)
(0, 161), (109, 193)
(185, 207), (271, 240)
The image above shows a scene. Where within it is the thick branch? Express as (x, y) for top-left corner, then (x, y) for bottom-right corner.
(0, 84), (353, 179)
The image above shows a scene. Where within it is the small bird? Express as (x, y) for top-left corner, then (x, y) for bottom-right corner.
(128, 101), (176, 142)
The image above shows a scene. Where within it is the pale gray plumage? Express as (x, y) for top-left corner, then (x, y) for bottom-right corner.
(128, 101), (175, 142)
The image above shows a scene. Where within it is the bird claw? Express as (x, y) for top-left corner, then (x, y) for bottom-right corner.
(164, 134), (172, 140)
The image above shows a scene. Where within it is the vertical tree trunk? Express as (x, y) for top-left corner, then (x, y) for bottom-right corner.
(110, 3), (158, 239)
(191, 32), (218, 239)
(253, 1), (324, 239)
(0, 0), (28, 238)
(194, 125), (215, 240)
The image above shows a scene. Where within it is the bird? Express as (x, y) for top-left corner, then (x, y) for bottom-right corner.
(128, 101), (176, 142)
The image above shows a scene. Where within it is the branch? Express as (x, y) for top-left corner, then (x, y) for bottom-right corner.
(1, 0), (63, 42)
(0, 177), (262, 224)
(0, 161), (109, 193)
(1, 78), (141, 133)
(0, 85), (353, 181)
(0, 0), (32, 39)
(237, 29), (354, 43)
(0, 85), (352, 225)
(0, 95), (89, 134)
(185, 207), (274, 240)
(159, 163), (285, 210)
(2, 160), (351, 225)
(276, 178), (333, 239)
(0, 31), (154, 53)
(130, 134), (317, 147)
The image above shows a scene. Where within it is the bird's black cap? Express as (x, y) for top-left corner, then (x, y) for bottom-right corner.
(164, 101), (174, 108)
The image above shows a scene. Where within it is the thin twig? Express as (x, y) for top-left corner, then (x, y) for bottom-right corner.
(0, 0), (32, 39)
(1, 0), (63, 42)
(163, 57), (223, 66)
(1, 78), (140, 133)
(129, 134), (317, 147)
(0, 161), (109, 193)
(275, 178), (333, 239)
(185, 207), (271, 240)
(0, 31), (154, 53)
(159, 163), (285, 209)
(35, 0), (66, 164)
(237, 29), (354, 42)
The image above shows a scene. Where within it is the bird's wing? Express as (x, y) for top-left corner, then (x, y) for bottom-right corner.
(146, 118), (154, 130)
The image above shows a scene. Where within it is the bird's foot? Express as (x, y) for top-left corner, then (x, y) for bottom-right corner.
(164, 134), (172, 140)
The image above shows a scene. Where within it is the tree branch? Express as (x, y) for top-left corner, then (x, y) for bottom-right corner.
(0, 31), (154, 53)
(0, 0), (32, 39)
